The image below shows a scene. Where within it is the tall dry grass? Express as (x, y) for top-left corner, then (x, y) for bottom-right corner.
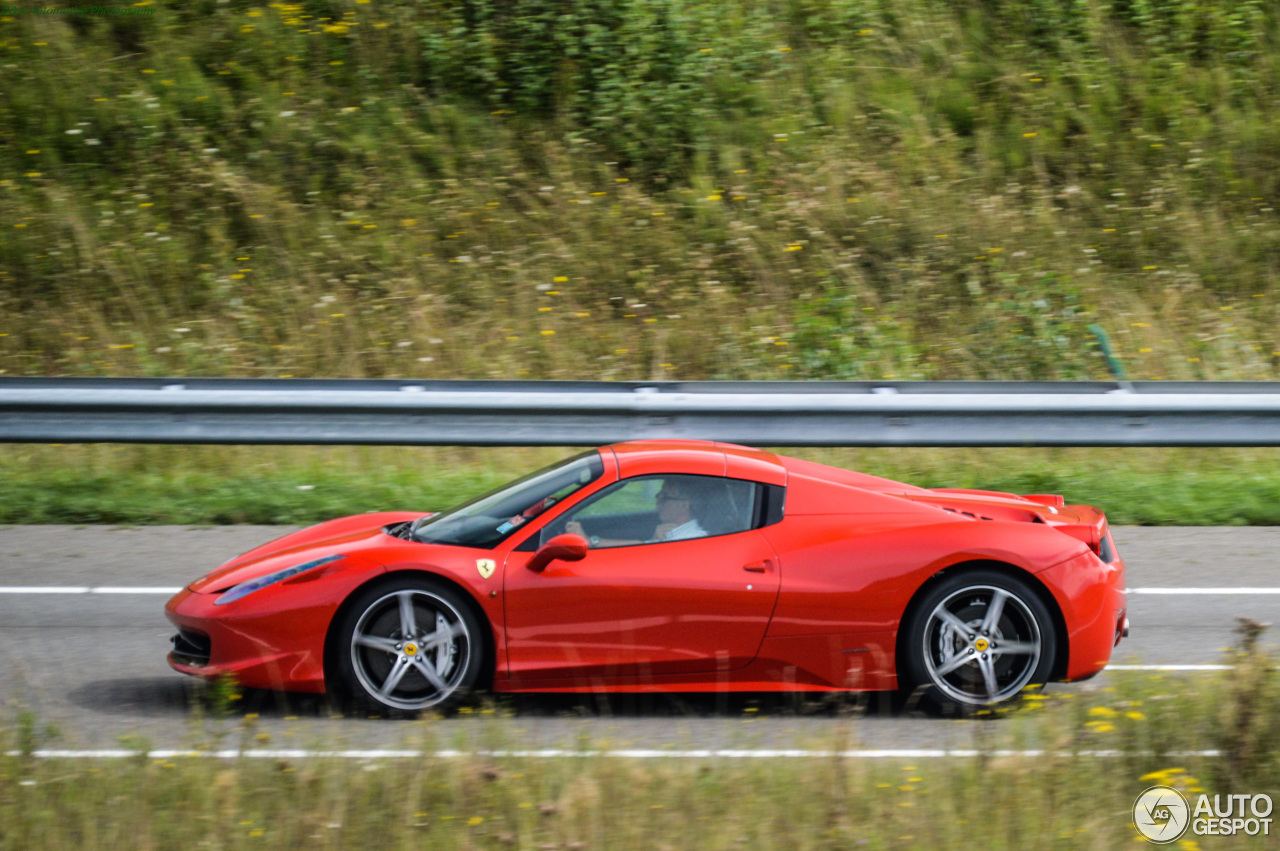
(0, 1), (1278, 382)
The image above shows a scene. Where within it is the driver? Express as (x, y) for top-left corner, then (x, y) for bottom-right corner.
(651, 481), (708, 541)
(565, 479), (709, 547)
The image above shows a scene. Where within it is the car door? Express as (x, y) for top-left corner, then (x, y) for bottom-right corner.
(502, 474), (781, 681)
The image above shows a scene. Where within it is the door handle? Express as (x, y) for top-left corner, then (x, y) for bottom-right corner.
(743, 560), (773, 573)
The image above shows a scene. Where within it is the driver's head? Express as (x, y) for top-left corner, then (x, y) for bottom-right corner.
(656, 478), (720, 526)
(655, 480), (695, 525)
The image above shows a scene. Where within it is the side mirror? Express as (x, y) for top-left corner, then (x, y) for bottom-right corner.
(527, 533), (588, 573)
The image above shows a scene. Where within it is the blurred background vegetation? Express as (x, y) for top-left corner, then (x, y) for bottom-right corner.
(2, 0), (1279, 382)
(4, 1), (1280, 525)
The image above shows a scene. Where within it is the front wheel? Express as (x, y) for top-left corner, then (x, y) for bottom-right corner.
(902, 570), (1057, 709)
(333, 576), (485, 714)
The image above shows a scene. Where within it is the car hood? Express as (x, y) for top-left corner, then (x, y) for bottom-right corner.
(187, 511), (424, 593)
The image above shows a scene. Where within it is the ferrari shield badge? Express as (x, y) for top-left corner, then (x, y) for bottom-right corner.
(475, 558), (496, 580)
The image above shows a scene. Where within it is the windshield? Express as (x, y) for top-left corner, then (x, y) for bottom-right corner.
(410, 450), (605, 549)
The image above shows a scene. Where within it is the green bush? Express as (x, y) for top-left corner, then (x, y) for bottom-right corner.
(417, 0), (784, 179)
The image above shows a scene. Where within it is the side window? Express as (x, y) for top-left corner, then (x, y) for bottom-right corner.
(545, 475), (759, 548)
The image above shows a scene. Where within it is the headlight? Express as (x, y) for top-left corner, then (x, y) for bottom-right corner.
(214, 555), (345, 606)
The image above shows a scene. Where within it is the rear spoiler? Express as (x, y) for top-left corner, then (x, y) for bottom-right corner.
(1056, 522), (1099, 551)
(1053, 508), (1110, 559)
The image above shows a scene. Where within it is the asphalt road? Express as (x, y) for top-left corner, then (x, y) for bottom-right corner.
(2, 525), (1279, 753)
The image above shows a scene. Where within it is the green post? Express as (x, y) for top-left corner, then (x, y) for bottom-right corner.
(1088, 323), (1129, 382)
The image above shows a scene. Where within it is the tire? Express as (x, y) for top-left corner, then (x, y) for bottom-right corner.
(902, 569), (1057, 710)
(333, 575), (485, 715)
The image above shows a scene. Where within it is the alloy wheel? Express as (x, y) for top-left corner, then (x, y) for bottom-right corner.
(348, 587), (473, 711)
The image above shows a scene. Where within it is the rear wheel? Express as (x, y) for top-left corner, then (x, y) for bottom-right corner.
(903, 570), (1057, 709)
(334, 576), (485, 714)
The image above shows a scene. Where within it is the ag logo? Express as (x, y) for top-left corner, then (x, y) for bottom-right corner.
(475, 558), (496, 580)
(1134, 785), (1190, 843)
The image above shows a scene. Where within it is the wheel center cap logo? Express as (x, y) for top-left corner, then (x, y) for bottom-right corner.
(404, 643), (418, 656)
(973, 637), (989, 652)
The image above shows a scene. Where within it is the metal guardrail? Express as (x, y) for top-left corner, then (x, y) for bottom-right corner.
(3, 377), (1280, 446)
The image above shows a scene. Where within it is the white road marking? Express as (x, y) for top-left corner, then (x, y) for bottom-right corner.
(3, 748), (1225, 760)
(1128, 587), (1280, 595)
(0, 586), (182, 594)
(1106, 664), (1233, 671)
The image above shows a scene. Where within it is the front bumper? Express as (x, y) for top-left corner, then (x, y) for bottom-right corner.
(164, 587), (331, 693)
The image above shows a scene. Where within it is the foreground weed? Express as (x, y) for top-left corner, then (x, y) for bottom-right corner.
(3, 638), (1280, 848)
(200, 673), (243, 721)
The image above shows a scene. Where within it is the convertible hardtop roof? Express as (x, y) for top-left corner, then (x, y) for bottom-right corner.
(603, 439), (932, 495)
(607, 439), (771, 456)
(604, 439), (787, 485)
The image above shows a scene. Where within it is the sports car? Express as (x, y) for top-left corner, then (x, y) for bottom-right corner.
(166, 440), (1128, 713)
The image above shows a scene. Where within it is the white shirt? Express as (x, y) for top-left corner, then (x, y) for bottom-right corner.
(662, 519), (707, 541)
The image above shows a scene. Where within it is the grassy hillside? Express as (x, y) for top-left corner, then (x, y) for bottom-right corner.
(2, 0), (1280, 382)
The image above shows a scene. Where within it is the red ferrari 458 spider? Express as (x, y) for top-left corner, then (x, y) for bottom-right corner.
(166, 440), (1127, 713)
